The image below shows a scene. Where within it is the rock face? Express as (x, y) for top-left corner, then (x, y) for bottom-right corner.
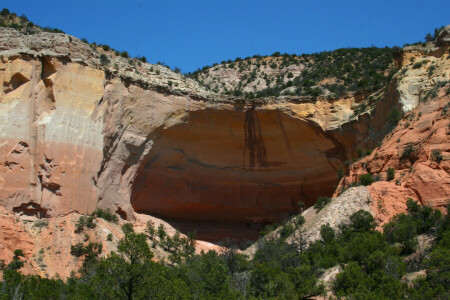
(336, 86), (450, 215)
(0, 27), (448, 241)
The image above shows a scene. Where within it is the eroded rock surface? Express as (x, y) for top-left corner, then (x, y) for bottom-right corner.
(0, 27), (448, 242)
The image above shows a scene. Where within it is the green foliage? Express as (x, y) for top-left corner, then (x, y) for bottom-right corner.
(70, 242), (102, 261)
(157, 223), (167, 239)
(99, 54), (110, 66)
(413, 62), (423, 69)
(120, 51), (129, 58)
(121, 223), (134, 235)
(384, 213), (418, 255)
(91, 208), (118, 223)
(359, 173), (374, 186)
(401, 144), (414, 159)
(349, 210), (376, 232)
(146, 220), (156, 237)
(1, 205), (448, 299)
(384, 199), (442, 255)
(9, 252), (24, 270)
(176, 250), (236, 298)
(431, 150), (443, 164)
(193, 47), (397, 99)
(33, 219), (48, 228)
(0, 8), (10, 16)
(387, 167), (395, 181)
(314, 196), (331, 211)
(388, 107), (402, 131)
(75, 215), (96, 233)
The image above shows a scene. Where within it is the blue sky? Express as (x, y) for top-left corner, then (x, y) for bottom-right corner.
(2, 0), (449, 72)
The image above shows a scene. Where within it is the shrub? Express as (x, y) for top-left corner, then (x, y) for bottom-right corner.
(270, 63), (277, 69)
(102, 45), (110, 51)
(92, 208), (118, 223)
(431, 150), (443, 164)
(359, 173), (374, 186)
(356, 148), (363, 158)
(0, 8), (10, 16)
(33, 220), (49, 228)
(14, 249), (24, 257)
(146, 221), (156, 237)
(388, 108), (402, 130)
(121, 223), (134, 235)
(384, 214), (418, 255)
(314, 196), (331, 212)
(401, 145), (414, 159)
(99, 54), (110, 66)
(107, 233), (113, 241)
(386, 167), (395, 181)
(349, 210), (376, 232)
(120, 51), (129, 58)
(279, 223), (295, 239)
(75, 216), (85, 233)
(413, 62), (423, 69)
(70, 243), (85, 257)
(157, 224), (167, 240)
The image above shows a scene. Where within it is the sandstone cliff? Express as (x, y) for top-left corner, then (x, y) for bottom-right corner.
(0, 25), (449, 245)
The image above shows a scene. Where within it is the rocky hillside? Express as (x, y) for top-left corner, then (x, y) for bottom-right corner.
(191, 47), (397, 99)
(336, 82), (449, 214)
(191, 26), (448, 101)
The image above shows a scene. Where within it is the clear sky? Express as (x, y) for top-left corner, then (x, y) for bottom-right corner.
(3, 0), (449, 73)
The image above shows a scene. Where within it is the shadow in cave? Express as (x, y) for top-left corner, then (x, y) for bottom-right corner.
(130, 107), (350, 244)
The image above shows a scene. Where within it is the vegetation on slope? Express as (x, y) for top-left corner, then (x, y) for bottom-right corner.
(190, 47), (399, 99)
(190, 25), (446, 100)
(1, 200), (448, 299)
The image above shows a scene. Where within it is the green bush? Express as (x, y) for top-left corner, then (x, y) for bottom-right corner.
(388, 108), (402, 130)
(359, 173), (374, 186)
(75, 215), (96, 233)
(314, 196), (331, 211)
(92, 208), (118, 223)
(0, 8), (10, 16)
(401, 145), (414, 159)
(413, 62), (423, 69)
(384, 214), (418, 255)
(349, 210), (376, 232)
(99, 54), (109, 66)
(387, 167), (395, 181)
(431, 150), (443, 164)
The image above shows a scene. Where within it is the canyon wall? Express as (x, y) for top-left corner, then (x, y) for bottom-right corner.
(0, 26), (448, 240)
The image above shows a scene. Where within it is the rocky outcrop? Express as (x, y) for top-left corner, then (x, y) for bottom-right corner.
(0, 205), (220, 278)
(336, 84), (449, 217)
(0, 26), (448, 242)
(244, 186), (375, 256)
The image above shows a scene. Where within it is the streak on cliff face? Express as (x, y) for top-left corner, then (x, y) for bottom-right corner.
(244, 104), (267, 169)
